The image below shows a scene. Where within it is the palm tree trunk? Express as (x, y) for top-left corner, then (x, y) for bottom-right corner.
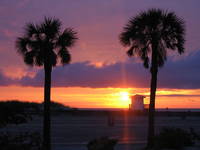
(147, 41), (158, 148)
(43, 64), (52, 150)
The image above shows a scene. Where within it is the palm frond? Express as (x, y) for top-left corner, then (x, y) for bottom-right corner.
(35, 50), (44, 66)
(40, 17), (61, 40)
(126, 46), (134, 56)
(57, 28), (78, 48)
(16, 37), (30, 55)
(16, 16), (77, 68)
(24, 23), (40, 38)
(119, 8), (185, 69)
(162, 11), (185, 53)
(23, 51), (35, 66)
(58, 48), (71, 65)
(50, 50), (57, 66)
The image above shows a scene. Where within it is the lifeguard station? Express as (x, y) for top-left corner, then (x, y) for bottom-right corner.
(129, 95), (145, 111)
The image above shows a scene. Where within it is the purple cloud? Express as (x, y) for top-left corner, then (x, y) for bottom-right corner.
(158, 50), (200, 89)
(0, 70), (15, 85)
(16, 50), (200, 89)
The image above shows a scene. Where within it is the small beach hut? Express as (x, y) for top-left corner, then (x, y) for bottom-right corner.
(130, 95), (145, 111)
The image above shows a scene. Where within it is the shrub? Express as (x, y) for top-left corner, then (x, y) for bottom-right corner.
(0, 101), (33, 127)
(0, 132), (42, 150)
(154, 128), (194, 150)
(87, 137), (118, 150)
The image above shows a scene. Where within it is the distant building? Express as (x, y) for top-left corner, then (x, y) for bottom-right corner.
(129, 95), (145, 111)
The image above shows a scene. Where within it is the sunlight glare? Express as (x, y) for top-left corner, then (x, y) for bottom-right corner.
(118, 91), (131, 107)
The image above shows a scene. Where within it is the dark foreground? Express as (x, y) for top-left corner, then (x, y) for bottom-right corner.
(1, 111), (200, 150)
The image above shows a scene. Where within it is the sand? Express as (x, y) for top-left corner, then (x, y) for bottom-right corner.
(1, 114), (200, 150)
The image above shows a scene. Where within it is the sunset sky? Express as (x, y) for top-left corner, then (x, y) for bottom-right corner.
(0, 0), (200, 108)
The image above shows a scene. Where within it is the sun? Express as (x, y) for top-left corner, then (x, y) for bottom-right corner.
(119, 91), (130, 101)
(119, 91), (131, 106)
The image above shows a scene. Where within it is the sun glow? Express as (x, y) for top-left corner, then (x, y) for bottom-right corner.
(118, 91), (131, 107)
(1, 86), (200, 108)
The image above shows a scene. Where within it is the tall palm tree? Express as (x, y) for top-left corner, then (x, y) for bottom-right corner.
(16, 17), (78, 150)
(120, 9), (185, 148)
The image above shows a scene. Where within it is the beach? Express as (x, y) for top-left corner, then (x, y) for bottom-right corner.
(1, 112), (200, 150)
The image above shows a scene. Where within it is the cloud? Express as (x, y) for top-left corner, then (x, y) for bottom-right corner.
(0, 70), (16, 85)
(157, 94), (200, 97)
(19, 60), (150, 88)
(16, 50), (200, 89)
(158, 50), (200, 89)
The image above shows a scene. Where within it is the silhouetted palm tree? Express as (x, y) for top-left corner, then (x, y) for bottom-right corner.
(120, 9), (185, 148)
(16, 17), (77, 150)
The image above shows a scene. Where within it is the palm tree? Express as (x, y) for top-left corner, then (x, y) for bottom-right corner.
(119, 9), (185, 148)
(16, 17), (78, 150)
